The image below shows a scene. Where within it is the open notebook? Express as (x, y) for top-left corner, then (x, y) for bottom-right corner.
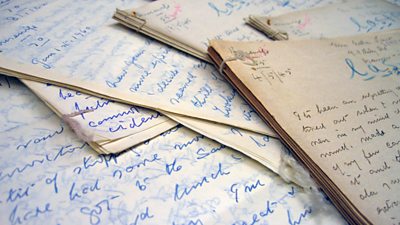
(112, 0), (342, 62)
(246, 0), (400, 40)
(208, 30), (400, 224)
(0, 75), (346, 224)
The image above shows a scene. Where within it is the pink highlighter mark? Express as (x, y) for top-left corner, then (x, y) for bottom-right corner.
(297, 14), (311, 30)
(170, 4), (182, 19)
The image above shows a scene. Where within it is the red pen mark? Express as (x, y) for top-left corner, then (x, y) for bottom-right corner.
(298, 14), (311, 30)
(170, 4), (182, 19)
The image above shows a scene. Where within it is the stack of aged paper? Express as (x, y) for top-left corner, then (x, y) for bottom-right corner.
(112, 0), (342, 61)
(208, 30), (400, 224)
(1, 0), (400, 223)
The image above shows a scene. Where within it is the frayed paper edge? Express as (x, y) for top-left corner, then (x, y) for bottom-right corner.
(61, 109), (95, 143)
(279, 149), (330, 212)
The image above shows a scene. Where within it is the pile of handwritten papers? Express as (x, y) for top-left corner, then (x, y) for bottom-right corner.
(0, 0), (399, 224)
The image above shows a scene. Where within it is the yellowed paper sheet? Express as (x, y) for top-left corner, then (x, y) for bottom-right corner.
(209, 30), (400, 224)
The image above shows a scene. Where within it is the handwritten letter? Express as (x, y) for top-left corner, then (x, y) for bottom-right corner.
(209, 30), (400, 224)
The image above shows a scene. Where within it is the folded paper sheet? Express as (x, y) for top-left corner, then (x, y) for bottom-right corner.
(113, 0), (342, 61)
(208, 30), (400, 224)
(246, 0), (400, 40)
(0, 75), (346, 224)
(0, 0), (177, 154)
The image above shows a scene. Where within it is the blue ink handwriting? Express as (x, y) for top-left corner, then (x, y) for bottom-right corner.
(80, 195), (119, 225)
(208, 0), (250, 17)
(230, 179), (266, 203)
(6, 183), (35, 203)
(59, 88), (81, 100)
(345, 58), (400, 81)
(0, 25), (37, 47)
(174, 162), (230, 201)
(157, 69), (179, 93)
(191, 84), (213, 107)
(88, 106), (139, 128)
(9, 203), (51, 225)
(174, 134), (205, 150)
(73, 154), (119, 175)
(350, 12), (400, 33)
(69, 178), (101, 201)
(287, 207), (312, 225)
(16, 125), (64, 150)
(112, 153), (161, 179)
(212, 89), (236, 117)
(45, 172), (59, 194)
(1, 143), (87, 182)
(131, 207), (154, 225)
(196, 144), (226, 160)
(166, 158), (183, 175)
(74, 99), (113, 120)
(170, 72), (197, 104)
(109, 112), (162, 133)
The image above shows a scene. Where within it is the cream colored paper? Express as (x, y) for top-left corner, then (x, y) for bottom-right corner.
(209, 30), (400, 224)
(247, 0), (400, 40)
(113, 0), (342, 61)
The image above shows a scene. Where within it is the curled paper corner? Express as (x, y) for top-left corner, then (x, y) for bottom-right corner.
(61, 109), (95, 143)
